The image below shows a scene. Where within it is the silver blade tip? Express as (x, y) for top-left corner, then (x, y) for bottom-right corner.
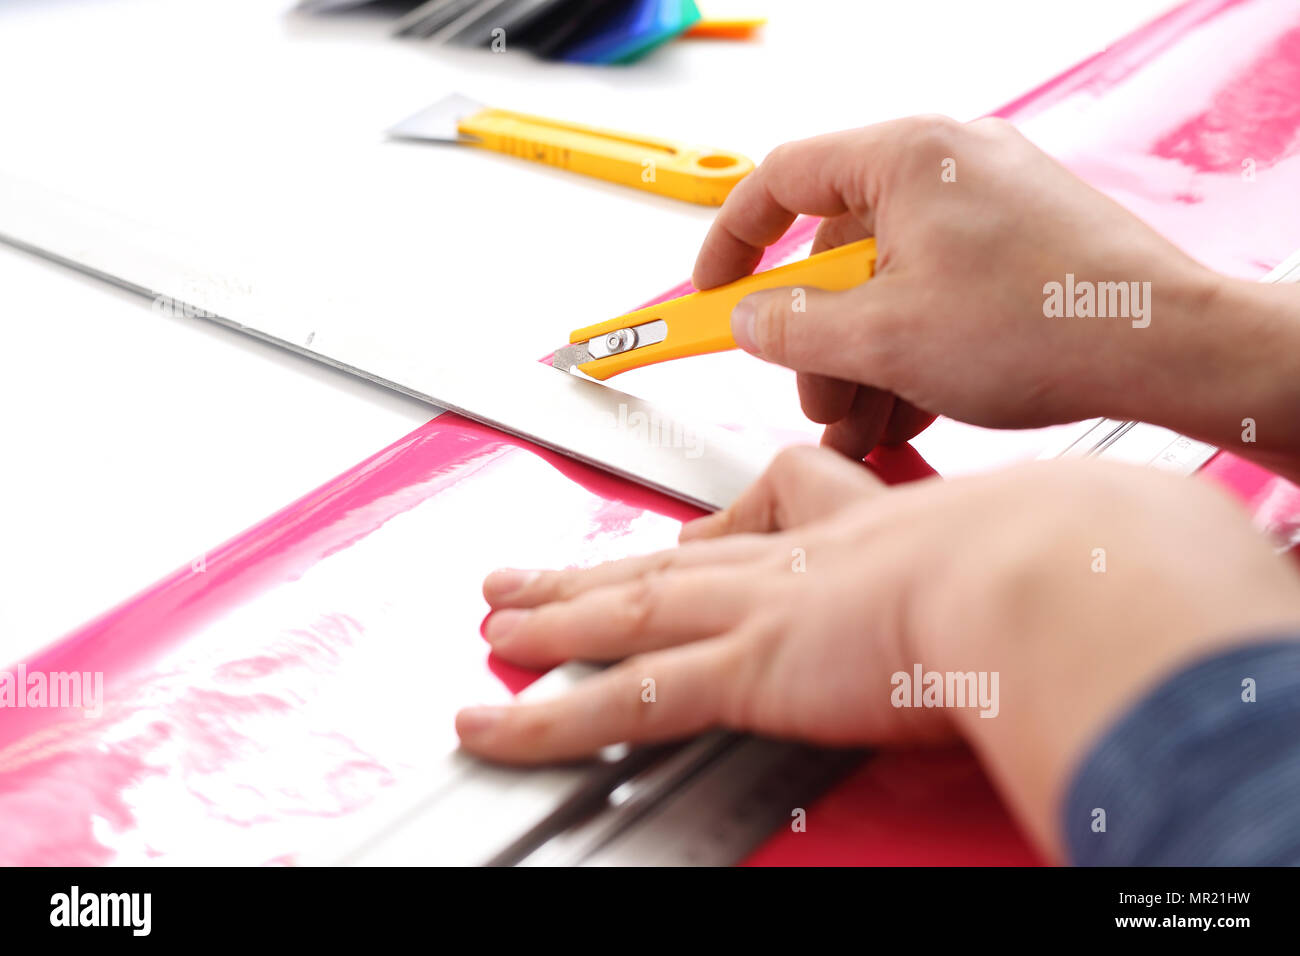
(387, 94), (485, 141)
(551, 343), (592, 372)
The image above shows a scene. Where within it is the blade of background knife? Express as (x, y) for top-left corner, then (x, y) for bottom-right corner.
(386, 93), (485, 143)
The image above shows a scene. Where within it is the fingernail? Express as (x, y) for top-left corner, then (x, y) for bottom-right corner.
(484, 608), (530, 644)
(457, 705), (507, 736)
(731, 297), (760, 355)
(484, 568), (539, 602)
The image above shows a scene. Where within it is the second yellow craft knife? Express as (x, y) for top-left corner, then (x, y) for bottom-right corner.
(553, 238), (878, 379)
(388, 94), (754, 206)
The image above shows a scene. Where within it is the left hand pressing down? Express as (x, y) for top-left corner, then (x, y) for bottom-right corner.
(456, 446), (1300, 858)
(457, 445), (952, 761)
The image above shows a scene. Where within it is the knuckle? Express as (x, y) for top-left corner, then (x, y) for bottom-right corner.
(906, 114), (961, 155)
(617, 573), (664, 635)
(546, 568), (586, 602)
(716, 628), (778, 730)
(770, 444), (828, 481)
(522, 605), (570, 657)
(614, 550), (673, 583)
(869, 335), (904, 389)
(762, 140), (798, 171)
(506, 706), (558, 749)
(855, 293), (907, 378)
(867, 301), (903, 348)
(647, 549), (678, 574)
(770, 443), (811, 473)
(753, 292), (793, 358)
(967, 115), (1018, 139)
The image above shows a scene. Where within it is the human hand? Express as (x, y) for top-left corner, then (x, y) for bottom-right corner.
(458, 447), (1300, 857)
(694, 117), (1225, 459)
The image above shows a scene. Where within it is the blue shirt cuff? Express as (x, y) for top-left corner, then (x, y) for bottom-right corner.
(1064, 637), (1300, 866)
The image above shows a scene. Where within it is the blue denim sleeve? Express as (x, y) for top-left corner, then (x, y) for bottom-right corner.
(1064, 638), (1300, 866)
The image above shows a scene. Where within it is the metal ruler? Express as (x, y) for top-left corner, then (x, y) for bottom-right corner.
(0, 174), (778, 513)
(521, 736), (864, 866)
(6, 171), (1298, 866)
(1044, 418), (1218, 474)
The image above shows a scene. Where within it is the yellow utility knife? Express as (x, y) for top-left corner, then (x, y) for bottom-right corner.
(553, 238), (878, 379)
(388, 94), (753, 206)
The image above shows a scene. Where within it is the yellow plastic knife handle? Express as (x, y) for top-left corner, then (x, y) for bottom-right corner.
(573, 238), (878, 379)
(457, 107), (753, 206)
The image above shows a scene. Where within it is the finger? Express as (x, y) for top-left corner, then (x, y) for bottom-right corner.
(730, 280), (904, 386)
(692, 128), (889, 290)
(456, 636), (745, 764)
(797, 372), (857, 424)
(797, 213), (876, 422)
(484, 567), (757, 668)
(811, 212), (873, 255)
(484, 534), (769, 609)
(680, 444), (881, 541)
(882, 400), (938, 445)
(821, 388), (896, 460)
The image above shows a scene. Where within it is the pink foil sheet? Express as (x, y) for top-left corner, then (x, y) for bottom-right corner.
(0, 225), (816, 866)
(5, 0), (1300, 865)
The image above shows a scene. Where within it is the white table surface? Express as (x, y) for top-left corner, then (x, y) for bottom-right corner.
(0, 0), (1177, 662)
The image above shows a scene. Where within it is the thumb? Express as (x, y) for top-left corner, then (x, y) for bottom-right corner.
(730, 282), (897, 384)
(679, 444), (882, 542)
